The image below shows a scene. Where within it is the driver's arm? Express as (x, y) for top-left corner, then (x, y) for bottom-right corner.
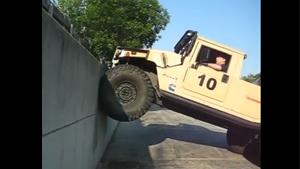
(203, 63), (222, 71)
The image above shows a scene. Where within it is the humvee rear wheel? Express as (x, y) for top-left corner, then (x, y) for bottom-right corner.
(106, 64), (154, 121)
(227, 129), (252, 154)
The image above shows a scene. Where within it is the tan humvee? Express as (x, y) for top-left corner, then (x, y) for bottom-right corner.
(105, 30), (260, 155)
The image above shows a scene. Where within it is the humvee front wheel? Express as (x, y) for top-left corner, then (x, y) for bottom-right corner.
(106, 64), (154, 121)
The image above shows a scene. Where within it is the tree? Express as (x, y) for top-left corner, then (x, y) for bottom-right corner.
(58, 0), (170, 64)
(242, 72), (260, 83)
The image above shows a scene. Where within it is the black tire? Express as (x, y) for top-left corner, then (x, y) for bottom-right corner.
(243, 136), (261, 167)
(105, 64), (154, 121)
(227, 129), (252, 154)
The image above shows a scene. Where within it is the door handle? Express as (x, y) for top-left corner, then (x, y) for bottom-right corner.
(191, 62), (200, 69)
(191, 63), (197, 69)
(222, 74), (229, 83)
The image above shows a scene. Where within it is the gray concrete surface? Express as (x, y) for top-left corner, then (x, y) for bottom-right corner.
(100, 104), (260, 169)
(42, 8), (118, 169)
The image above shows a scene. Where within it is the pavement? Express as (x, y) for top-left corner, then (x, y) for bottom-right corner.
(99, 104), (260, 169)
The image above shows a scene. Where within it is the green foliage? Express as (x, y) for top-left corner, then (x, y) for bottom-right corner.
(242, 72), (260, 83)
(58, 0), (170, 62)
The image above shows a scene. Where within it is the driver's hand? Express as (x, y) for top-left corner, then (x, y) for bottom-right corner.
(201, 62), (209, 66)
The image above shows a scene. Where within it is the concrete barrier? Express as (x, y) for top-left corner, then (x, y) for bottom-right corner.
(42, 8), (118, 169)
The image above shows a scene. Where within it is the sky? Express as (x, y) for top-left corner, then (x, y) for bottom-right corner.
(152, 0), (260, 76)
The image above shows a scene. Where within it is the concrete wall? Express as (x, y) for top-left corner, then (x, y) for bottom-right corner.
(42, 8), (118, 169)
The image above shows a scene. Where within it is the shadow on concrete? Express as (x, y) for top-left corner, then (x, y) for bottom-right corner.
(100, 119), (228, 169)
(143, 122), (228, 149)
(100, 115), (260, 169)
(149, 105), (261, 167)
(100, 120), (155, 169)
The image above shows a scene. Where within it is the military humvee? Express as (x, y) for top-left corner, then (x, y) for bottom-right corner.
(103, 30), (260, 155)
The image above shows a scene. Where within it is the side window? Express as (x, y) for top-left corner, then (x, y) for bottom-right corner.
(196, 45), (231, 73)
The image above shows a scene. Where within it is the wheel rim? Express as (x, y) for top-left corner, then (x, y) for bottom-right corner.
(115, 82), (137, 105)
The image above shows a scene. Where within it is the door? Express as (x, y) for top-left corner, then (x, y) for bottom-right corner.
(182, 45), (231, 103)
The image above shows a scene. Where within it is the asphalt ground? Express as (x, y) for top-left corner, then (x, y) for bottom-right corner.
(99, 104), (260, 169)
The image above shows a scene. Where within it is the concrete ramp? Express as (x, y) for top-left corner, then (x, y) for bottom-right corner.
(42, 6), (118, 169)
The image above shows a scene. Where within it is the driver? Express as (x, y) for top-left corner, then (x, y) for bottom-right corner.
(202, 55), (227, 71)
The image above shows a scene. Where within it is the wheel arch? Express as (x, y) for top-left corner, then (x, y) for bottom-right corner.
(118, 57), (157, 74)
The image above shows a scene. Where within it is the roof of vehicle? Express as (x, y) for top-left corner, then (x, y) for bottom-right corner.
(197, 35), (246, 59)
